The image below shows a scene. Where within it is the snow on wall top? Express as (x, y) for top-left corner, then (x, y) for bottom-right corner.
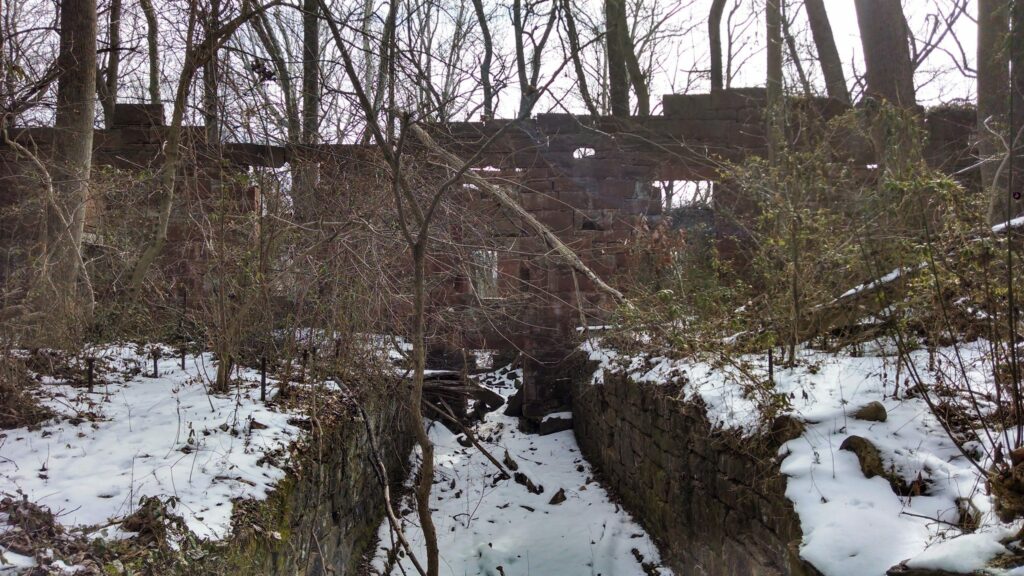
(583, 337), (1022, 575)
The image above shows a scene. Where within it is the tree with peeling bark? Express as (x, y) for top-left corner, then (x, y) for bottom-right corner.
(1001, 0), (1024, 225)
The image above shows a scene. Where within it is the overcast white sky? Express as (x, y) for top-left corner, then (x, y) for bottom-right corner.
(516, 0), (978, 118)
(825, 0), (977, 104)
(6, 0), (979, 134)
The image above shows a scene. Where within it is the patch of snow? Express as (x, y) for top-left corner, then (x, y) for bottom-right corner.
(471, 350), (496, 370)
(541, 411), (572, 422)
(991, 215), (1024, 234)
(575, 324), (613, 333)
(0, 345), (303, 541)
(837, 264), (924, 301)
(583, 337), (1018, 575)
(904, 531), (1013, 573)
(0, 548), (36, 573)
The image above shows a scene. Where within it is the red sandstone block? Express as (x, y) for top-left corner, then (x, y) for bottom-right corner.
(589, 255), (616, 277)
(589, 193), (629, 210)
(550, 269), (597, 294)
(518, 179), (556, 194)
(518, 191), (563, 212)
(491, 214), (523, 236)
(534, 209), (574, 232)
(557, 188), (589, 208)
(646, 199), (663, 216)
(599, 179), (638, 198)
(497, 257), (523, 277)
(619, 164), (658, 179)
(570, 159), (621, 179)
(522, 167), (553, 180)
(509, 236), (548, 255)
(598, 228), (634, 244)
(562, 234), (593, 252)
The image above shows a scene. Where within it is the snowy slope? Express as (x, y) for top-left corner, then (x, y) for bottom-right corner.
(370, 367), (671, 576)
(1, 344), (302, 557)
(583, 338), (1022, 576)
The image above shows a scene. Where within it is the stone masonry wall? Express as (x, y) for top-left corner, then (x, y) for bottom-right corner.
(572, 368), (821, 576)
(220, 389), (414, 575)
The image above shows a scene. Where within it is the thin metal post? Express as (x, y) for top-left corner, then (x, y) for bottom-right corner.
(260, 356), (267, 402)
(86, 358), (95, 393)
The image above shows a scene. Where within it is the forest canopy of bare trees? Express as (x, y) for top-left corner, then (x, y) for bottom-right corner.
(5, 1), (1024, 576)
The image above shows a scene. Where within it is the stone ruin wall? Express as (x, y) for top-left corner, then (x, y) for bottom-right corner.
(0, 94), (976, 379)
(572, 365), (822, 576)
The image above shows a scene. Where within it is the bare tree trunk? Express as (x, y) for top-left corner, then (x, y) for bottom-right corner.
(203, 0), (221, 143)
(618, 4), (649, 115)
(560, 0), (598, 116)
(140, 0), (161, 105)
(605, 0), (629, 116)
(252, 8), (299, 139)
(781, 10), (811, 97)
(131, 1), (280, 289)
(1003, 0), (1024, 224)
(766, 0), (784, 161)
(99, 0), (122, 127)
(49, 0), (98, 317)
(981, 0), (1010, 225)
(301, 0), (320, 148)
(710, 0), (726, 91)
(789, 212), (800, 365)
(854, 0), (916, 106)
(804, 0), (849, 104)
(360, 0), (374, 91)
(471, 0), (495, 119)
(510, 0), (556, 116)
(364, 0), (397, 142)
(512, 0), (530, 115)
(294, 0), (320, 220)
(410, 242), (440, 576)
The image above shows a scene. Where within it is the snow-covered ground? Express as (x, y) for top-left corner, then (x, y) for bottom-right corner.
(584, 338), (1024, 576)
(0, 344), (305, 572)
(370, 366), (671, 576)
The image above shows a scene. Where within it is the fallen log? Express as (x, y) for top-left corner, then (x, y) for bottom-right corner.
(421, 380), (505, 411)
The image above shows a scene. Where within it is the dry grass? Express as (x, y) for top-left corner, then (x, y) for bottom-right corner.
(0, 355), (53, 430)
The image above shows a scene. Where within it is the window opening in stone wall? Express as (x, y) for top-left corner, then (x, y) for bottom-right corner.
(471, 249), (499, 299)
(659, 180), (713, 210)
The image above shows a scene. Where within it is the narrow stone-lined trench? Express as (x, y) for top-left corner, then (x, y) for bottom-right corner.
(367, 366), (672, 576)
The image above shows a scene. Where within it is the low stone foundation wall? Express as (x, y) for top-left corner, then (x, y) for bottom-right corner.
(572, 369), (819, 576)
(221, 388), (413, 575)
